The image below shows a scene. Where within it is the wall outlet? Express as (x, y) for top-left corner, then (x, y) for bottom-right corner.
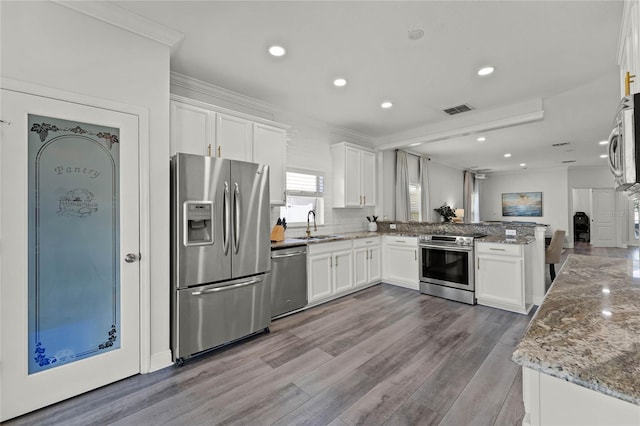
(506, 229), (516, 236)
(390, 224), (397, 230)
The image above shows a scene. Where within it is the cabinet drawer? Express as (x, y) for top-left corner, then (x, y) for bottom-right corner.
(307, 240), (352, 255)
(354, 236), (380, 248)
(476, 242), (522, 256)
(382, 235), (417, 246)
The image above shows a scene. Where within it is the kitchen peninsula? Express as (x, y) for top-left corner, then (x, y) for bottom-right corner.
(513, 254), (640, 425)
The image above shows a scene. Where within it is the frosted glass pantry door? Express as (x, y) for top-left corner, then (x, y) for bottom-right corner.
(0, 89), (140, 421)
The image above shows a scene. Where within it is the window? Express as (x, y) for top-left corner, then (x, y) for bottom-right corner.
(409, 183), (421, 222)
(279, 170), (325, 226)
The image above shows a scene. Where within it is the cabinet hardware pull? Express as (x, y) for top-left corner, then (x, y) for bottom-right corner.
(218, 146), (221, 158)
(360, 195), (362, 205)
(364, 196), (366, 205)
(335, 256), (338, 267)
(207, 144), (212, 157)
(329, 257), (332, 268)
(478, 258), (480, 269)
(415, 250), (417, 261)
(395, 240), (405, 243)
(366, 241), (373, 244)
(489, 248), (506, 251)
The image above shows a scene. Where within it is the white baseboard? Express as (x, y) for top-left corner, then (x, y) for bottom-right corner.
(147, 350), (173, 373)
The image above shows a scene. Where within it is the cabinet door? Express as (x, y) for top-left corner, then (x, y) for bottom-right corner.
(253, 123), (286, 205)
(344, 147), (362, 207)
(308, 253), (333, 303)
(476, 253), (524, 310)
(216, 113), (252, 161)
(361, 150), (376, 207)
(368, 245), (382, 283)
(170, 100), (215, 156)
(353, 247), (369, 288)
(383, 245), (418, 290)
(333, 250), (354, 293)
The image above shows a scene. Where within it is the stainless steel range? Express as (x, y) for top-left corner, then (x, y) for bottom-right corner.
(418, 233), (485, 305)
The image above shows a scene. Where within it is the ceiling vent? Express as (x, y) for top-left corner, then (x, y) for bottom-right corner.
(561, 160), (576, 164)
(552, 142), (571, 147)
(443, 104), (474, 116)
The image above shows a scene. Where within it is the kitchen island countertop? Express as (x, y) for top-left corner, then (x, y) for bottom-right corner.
(512, 254), (640, 405)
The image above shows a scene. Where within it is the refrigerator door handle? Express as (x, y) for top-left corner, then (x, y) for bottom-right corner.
(191, 277), (263, 295)
(223, 181), (230, 255)
(233, 182), (240, 254)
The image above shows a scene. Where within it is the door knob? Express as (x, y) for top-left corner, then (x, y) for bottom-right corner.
(125, 253), (139, 263)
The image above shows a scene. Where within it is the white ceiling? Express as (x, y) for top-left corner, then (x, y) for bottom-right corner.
(116, 0), (624, 173)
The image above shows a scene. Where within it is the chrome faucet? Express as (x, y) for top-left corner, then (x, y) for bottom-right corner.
(306, 210), (317, 239)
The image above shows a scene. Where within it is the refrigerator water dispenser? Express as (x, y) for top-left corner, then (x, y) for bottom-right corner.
(183, 201), (214, 246)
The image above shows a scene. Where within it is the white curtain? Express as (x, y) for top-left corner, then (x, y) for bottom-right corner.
(419, 156), (430, 222)
(463, 170), (480, 223)
(395, 150), (410, 221)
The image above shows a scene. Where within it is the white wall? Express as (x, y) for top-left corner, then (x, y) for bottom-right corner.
(479, 168), (570, 243)
(1, 2), (171, 370)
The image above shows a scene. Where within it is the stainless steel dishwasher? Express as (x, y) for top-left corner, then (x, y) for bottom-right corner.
(270, 244), (307, 318)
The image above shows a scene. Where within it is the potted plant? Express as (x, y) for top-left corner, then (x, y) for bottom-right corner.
(434, 203), (457, 222)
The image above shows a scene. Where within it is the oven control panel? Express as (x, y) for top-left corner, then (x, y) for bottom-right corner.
(419, 235), (478, 246)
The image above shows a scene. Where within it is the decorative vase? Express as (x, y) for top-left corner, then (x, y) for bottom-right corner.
(368, 222), (377, 232)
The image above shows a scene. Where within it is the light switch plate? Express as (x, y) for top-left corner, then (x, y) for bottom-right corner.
(506, 229), (516, 236)
(390, 224), (397, 230)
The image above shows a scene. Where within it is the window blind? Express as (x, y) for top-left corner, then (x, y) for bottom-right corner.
(286, 171), (324, 197)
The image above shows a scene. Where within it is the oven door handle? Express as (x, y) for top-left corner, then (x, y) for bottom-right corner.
(419, 244), (473, 252)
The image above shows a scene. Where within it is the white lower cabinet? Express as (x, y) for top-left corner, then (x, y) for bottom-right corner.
(475, 242), (532, 314)
(382, 236), (419, 290)
(353, 237), (381, 287)
(307, 241), (353, 304)
(522, 367), (640, 426)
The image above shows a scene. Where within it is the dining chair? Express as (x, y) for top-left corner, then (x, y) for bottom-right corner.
(545, 229), (566, 281)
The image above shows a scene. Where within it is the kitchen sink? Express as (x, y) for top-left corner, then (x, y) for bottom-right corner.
(305, 235), (342, 241)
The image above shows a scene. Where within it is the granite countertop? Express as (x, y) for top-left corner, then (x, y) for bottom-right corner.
(271, 231), (418, 249)
(477, 235), (535, 245)
(512, 254), (640, 405)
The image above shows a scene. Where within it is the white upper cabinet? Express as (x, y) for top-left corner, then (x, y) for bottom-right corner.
(169, 100), (215, 156)
(619, 1), (639, 97)
(216, 113), (252, 162)
(332, 142), (377, 208)
(253, 123), (286, 205)
(170, 96), (288, 205)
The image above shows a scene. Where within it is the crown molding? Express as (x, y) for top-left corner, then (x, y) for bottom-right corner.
(170, 72), (276, 117)
(171, 72), (376, 145)
(53, 1), (184, 47)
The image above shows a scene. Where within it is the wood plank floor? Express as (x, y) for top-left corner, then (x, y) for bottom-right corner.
(5, 284), (534, 426)
(7, 242), (638, 426)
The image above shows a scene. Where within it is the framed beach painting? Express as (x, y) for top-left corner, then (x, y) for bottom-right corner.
(502, 192), (542, 217)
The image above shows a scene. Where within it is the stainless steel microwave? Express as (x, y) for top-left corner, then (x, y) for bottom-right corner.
(609, 93), (639, 192)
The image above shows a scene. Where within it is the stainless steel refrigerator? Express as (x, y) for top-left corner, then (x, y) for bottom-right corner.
(170, 153), (271, 364)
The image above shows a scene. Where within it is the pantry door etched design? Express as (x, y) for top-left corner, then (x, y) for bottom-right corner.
(28, 115), (121, 374)
(1, 89), (140, 422)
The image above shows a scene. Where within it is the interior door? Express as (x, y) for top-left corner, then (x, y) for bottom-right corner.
(0, 89), (140, 421)
(590, 188), (617, 247)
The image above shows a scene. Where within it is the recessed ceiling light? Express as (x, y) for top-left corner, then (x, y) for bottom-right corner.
(333, 78), (347, 87)
(381, 101), (393, 109)
(477, 66), (495, 76)
(600, 154), (608, 158)
(520, 163), (526, 167)
(268, 45), (286, 57)
(477, 136), (486, 142)
(504, 153), (511, 158)
(599, 140), (608, 145)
